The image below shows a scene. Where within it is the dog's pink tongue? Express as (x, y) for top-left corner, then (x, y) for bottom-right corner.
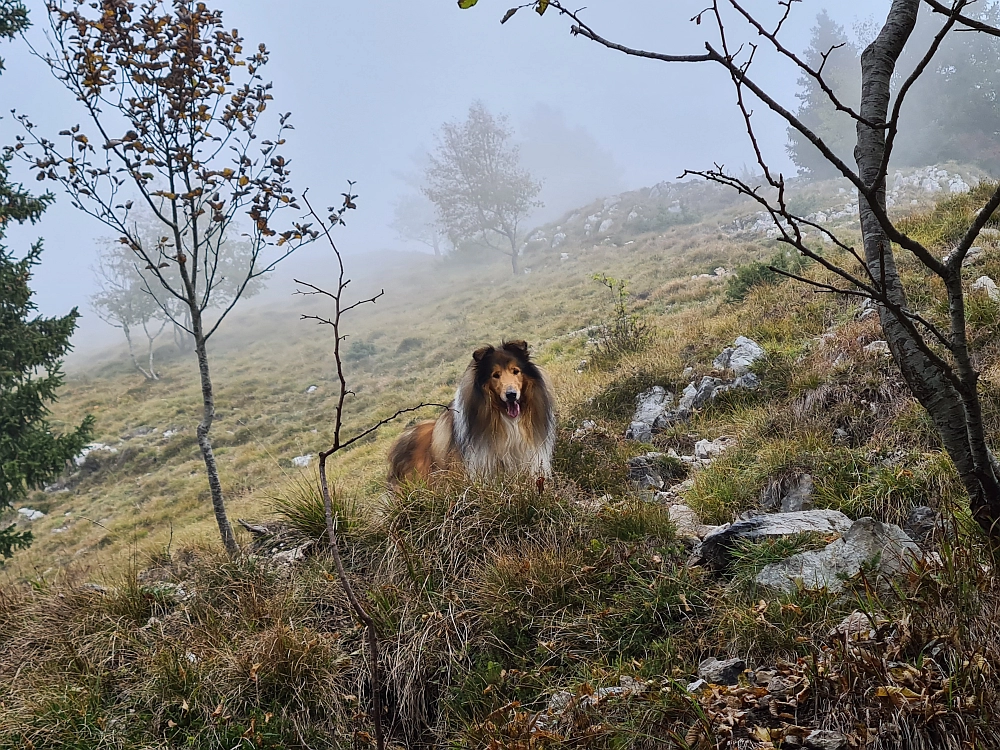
(506, 401), (521, 419)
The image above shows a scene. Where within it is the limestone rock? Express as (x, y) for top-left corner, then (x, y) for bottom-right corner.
(697, 657), (746, 685)
(628, 453), (666, 490)
(631, 386), (674, 426)
(693, 436), (735, 461)
(755, 517), (922, 594)
(714, 336), (765, 375)
(700, 509), (854, 570)
(667, 504), (724, 542)
(972, 275), (1000, 302)
(762, 473), (814, 513)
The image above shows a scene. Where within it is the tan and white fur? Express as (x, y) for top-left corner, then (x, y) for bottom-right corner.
(388, 340), (556, 485)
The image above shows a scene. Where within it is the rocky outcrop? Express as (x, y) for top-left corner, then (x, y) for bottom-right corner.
(699, 509), (854, 570)
(713, 336), (765, 375)
(625, 338), (764, 442)
(627, 453), (668, 490)
(755, 517), (922, 594)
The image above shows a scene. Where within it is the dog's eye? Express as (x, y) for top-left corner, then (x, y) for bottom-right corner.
(492, 372), (501, 379)
(511, 369), (520, 375)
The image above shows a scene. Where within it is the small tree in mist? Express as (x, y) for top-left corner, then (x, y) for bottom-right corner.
(423, 101), (542, 274)
(590, 273), (651, 364)
(786, 10), (860, 180)
(390, 191), (448, 257)
(0, 1), (93, 558)
(91, 240), (168, 380)
(472, 0), (1000, 537)
(91, 212), (267, 380)
(12, 0), (314, 556)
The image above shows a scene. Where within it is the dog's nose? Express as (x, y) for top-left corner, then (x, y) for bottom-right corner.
(505, 389), (518, 402)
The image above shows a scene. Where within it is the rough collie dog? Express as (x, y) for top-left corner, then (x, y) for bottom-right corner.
(388, 340), (556, 485)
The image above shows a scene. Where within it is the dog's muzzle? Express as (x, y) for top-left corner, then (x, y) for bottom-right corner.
(504, 389), (521, 419)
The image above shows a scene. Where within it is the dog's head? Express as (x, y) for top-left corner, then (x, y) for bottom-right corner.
(471, 340), (534, 419)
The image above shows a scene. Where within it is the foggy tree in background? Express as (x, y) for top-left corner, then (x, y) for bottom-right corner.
(788, 3), (1000, 178)
(519, 104), (624, 222)
(471, 0), (1000, 537)
(0, 0), (92, 558)
(91, 240), (168, 380)
(390, 191), (448, 257)
(786, 11), (860, 180)
(893, 2), (1000, 171)
(14, 0), (314, 556)
(423, 101), (542, 274)
(91, 211), (268, 379)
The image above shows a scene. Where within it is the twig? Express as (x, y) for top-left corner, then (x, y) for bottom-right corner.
(299, 187), (446, 750)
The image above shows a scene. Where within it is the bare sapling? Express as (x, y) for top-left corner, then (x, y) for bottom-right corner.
(296, 187), (447, 750)
(12, 0), (317, 555)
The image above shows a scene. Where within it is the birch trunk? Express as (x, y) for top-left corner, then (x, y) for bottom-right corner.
(191, 306), (238, 556)
(858, 0), (1000, 533)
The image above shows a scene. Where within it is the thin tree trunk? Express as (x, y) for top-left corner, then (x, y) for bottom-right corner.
(857, 0), (1000, 533)
(142, 319), (163, 381)
(191, 307), (238, 556)
(124, 324), (156, 380)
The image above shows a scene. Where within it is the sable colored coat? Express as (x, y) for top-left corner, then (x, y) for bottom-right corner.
(388, 340), (556, 484)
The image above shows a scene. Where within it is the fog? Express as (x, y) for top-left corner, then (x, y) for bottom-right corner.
(0, 0), (887, 354)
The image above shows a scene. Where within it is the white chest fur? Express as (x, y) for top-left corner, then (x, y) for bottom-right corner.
(452, 387), (553, 478)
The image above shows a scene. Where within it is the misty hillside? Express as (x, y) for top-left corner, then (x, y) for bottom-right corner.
(4, 163), (1000, 746)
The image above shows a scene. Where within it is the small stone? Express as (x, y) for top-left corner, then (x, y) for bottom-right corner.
(762, 473), (814, 512)
(631, 386), (674, 426)
(693, 436), (734, 461)
(291, 454), (312, 468)
(17, 508), (45, 521)
(863, 340), (891, 356)
(625, 421), (652, 443)
(628, 453), (666, 490)
(669, 504), (713, 541)
(686, 678), (708, 692)
(305, 385), (318, 394)
(804, 730), (848, 750)
(972, 275), (1000, 302)
(698, 657), (746, 685)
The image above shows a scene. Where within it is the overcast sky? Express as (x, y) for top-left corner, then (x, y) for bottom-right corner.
(0, 0), (888, 349)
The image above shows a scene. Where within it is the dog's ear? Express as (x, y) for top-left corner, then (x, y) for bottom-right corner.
(472, 345), (495, 363)
(502, 340), (530, 358)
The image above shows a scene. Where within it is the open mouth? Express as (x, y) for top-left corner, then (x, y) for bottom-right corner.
(505, 400), (521, 419)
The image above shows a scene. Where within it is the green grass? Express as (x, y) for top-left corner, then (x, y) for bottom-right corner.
(4, 172), (1000, 747)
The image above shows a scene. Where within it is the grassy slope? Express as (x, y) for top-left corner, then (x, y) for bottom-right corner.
(3, 173), (1000, 747)
(7, 206), (749, 580)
